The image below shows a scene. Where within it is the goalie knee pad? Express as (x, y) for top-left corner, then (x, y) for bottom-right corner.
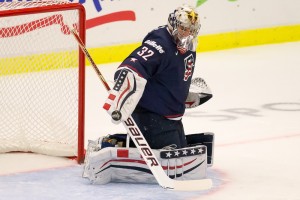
(186, 132), (214, 167)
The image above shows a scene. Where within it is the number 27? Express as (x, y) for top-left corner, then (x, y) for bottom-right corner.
(137, 46), (154, 61)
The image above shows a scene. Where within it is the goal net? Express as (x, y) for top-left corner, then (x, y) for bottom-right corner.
(0, 0), (86, 163)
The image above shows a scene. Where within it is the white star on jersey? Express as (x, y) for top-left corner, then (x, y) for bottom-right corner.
(130, 58), (137, 62)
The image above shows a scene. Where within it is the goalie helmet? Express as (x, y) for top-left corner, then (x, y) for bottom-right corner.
(167, 4), (201, 53)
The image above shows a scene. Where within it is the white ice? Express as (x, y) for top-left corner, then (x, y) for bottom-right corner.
(1, 42), (300, 200)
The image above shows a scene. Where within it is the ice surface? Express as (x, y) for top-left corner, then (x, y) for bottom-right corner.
(1, 42), (300, 200)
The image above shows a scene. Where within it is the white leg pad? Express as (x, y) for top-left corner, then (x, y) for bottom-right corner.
(83, 140), (208, 184)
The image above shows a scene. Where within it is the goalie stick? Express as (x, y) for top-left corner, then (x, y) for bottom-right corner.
(71, 29), (213, 191)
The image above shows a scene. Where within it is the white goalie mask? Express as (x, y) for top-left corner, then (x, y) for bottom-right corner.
(167, 5), (201, 53)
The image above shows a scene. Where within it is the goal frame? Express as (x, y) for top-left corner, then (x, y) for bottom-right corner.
(0, 2), (86, 163)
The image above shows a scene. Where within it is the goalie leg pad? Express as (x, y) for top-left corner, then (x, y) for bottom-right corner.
(159, 145), (208, 180)
(186, 132), (214, 167)
(83, 136), (208, 184)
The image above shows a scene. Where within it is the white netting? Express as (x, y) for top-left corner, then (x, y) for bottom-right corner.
(0, 1), (84, 157)
(0, 0), (69, 10)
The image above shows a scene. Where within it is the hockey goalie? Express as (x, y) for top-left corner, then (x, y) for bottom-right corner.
(83, 4), (215, 185)
(83, 77), (214, 184)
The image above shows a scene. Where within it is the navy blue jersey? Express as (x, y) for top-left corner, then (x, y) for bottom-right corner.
(116, 25), (196, 119)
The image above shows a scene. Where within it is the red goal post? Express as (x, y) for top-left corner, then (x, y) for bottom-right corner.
(0, 1), (86, 163)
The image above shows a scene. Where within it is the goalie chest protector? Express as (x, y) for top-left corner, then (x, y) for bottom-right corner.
(118, 25), (197, 119)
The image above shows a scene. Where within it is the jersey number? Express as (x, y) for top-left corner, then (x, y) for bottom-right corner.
(137, 46), (154, 61)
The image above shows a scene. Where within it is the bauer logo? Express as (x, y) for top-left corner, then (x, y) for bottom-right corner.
(124, 118), (159, 167)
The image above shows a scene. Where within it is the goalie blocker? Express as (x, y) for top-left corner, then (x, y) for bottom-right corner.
(83, 132), (214, 184)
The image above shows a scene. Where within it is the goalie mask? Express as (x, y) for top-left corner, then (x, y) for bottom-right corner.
(168, 4), (201, 54)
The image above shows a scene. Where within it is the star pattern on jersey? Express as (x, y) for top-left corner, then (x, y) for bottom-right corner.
(160, 146), (206, 159)
(183, 54), (195, 81)
(130, 58), (137, 62)
(113, 70), (128, 91)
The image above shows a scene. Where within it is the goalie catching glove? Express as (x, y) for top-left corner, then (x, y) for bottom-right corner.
(103, 68), (147, 123)
(185, 77), (213, 108)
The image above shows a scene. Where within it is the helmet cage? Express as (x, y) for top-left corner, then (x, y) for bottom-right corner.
(168, 5), (201, 52)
